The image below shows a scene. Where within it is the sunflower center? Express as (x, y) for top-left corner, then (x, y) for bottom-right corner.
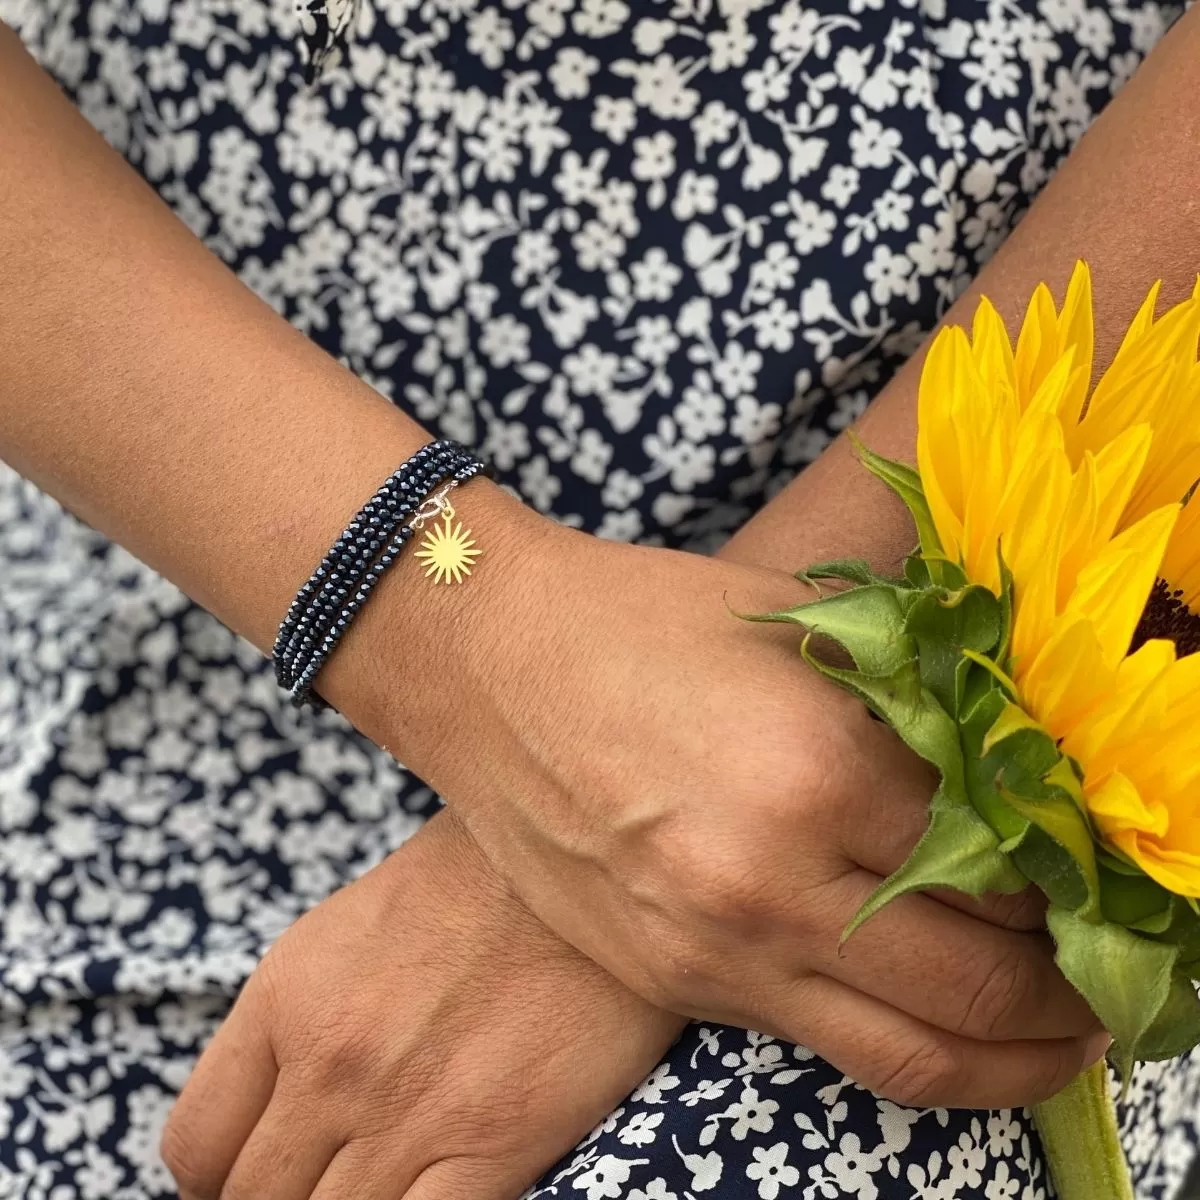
(1130, 578), (1200, 657)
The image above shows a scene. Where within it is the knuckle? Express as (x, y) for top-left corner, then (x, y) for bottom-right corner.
(695, 856), (774, 922)
(669, 833), (777, 925)
(871, 1038), (962, 1107)
(960, 950), (1033, 1039)
(300, 1020), (376, 1090)
(160, 1108), (218, 1199)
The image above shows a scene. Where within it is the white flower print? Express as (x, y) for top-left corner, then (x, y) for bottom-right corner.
(712, 341), (763, 399)
(480, 314), (532, 366)
(466, 7), (516, 67)
(632, 1064), (682, 1105)
(629, 1179), (678, 1200)
(672, 169), (718, 220)
(783, 195), (837, 254)
(632, 130), (677, 210)
(848, 108), (902, 167)
(724, 1086), (781, 1142)
(730, 395), (782, 443)
(549, 45), (600, 98)
(592, 93), (638, 143)
(573, 1153), (648, 1199)
(692, 100), (739, 153)
(631, 314), (680, 367)
(746, 1142), (801, 1199)
(620, 1111), (667, 1147)
(631, 247), (683, 303)
(863, 242), (916, 304)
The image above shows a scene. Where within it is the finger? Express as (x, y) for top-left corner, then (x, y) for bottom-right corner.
(405, 1157), (530, 1200)
(931, 885), (1048, 932)
(310, 1140), (421, 1200)
(220, 1079), (342, 1200)
(836, 724), (1051, 933)
(819, 869), (1099, 1042)
(161, 999), (278, 1200)
(771, 972), (1108, 1110)
(312, 1144), (529, 1200)
(834, 718), (940, 878)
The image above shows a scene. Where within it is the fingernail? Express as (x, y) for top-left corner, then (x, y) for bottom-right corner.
(1084, 1029), (1112, 1066)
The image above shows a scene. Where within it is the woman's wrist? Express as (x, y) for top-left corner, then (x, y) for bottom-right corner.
(312, 468), (564, 764)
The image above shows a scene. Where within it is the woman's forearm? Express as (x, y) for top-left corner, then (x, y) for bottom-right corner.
(721, 5), (1200, 573)
(0, 25), (544, 744)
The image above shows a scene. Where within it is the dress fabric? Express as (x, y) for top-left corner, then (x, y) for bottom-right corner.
(0, 0), (1197, 1196)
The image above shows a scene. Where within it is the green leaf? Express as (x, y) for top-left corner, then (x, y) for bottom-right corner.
(795, 558), (882, 589)
(959, 686), (1035, 843)
(804, 652), (966, 803)
(1047, 905), (1180, 1080)
(1135, 972), (1200, 1061)
(972, 708), (1099, 912)
(904, 585), (1002, 714)
(904, 552), (931, 589)
(843, 801), (1028, 941)
(1008, 824), (1092, 913)
(1097, 846), (1145, 876)
(1099, 866), (1173, 929)
(961, 648), (1018, 698)
(1152, 901), (1200, 976)
(1000, 759), (1098, 915)
(982, 701), (1045, 756)
(957, 658), (998, 728)
(849, 434), (946, 581)
(743, 586), (915, 677)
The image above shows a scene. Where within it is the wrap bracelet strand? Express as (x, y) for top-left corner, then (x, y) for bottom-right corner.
(285, 461), (486, 707)
(272, 441), (474, 684)
(276, 446), (487, 705)
(271, 438), (451, 680)
(274, 439), (489, 708)
(273, 442), (473, 686)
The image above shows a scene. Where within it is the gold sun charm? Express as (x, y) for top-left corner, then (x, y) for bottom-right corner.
(413, 509), (481, 584)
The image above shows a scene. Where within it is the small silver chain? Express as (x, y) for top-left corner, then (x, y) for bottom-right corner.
(408, 480), (459, 530)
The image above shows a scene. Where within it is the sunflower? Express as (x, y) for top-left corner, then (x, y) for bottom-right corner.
(916, 262), (1200, 895)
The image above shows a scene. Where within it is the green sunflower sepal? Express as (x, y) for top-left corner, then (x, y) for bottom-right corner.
(744, 438), (1200, 1084)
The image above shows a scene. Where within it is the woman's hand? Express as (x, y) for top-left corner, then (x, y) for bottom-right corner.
(160, 808), (683, 1200)
(401, 527), (1108, 1110)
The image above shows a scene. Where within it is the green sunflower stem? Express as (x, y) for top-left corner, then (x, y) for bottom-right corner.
(1032, 1060), (1132, 1200)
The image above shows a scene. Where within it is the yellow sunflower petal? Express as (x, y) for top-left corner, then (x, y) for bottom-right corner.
(1062, 503), (1178, 669)
(992, 412), (1070, 595)
(1060, 638), (1175, 767)
(1054, 260), (1094, 428)
(970, 296), (1017, 409)
(1085, 770), (1169, 839)
(916, 327), (967, 560)
(1077, 294), (1200, 463)
(1018, 616), (1113, 740)
(1013, 282), (1060, 408)
(1161, 497), (1200, 609)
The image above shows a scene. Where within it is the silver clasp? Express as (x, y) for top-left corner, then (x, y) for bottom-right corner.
(408, 481), (458, 531)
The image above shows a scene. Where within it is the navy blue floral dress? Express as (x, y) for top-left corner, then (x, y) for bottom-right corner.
(2, 0), (1199, 1196)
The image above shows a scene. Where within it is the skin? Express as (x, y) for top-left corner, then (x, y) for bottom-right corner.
(6, 3), (1200, 1195)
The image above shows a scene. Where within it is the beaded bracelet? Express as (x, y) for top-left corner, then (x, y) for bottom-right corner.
(274, 439), (489, 708)
(273, 441), (466, 684)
